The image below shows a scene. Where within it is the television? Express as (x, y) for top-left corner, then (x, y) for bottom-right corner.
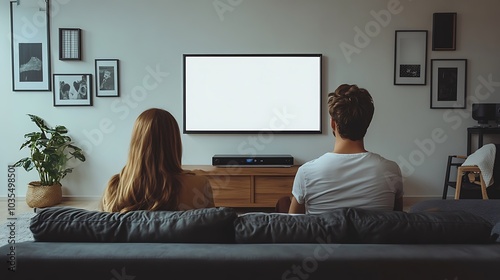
(183, 54), (322, 134)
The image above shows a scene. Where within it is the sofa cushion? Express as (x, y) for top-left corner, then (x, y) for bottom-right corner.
(234, 208), (494, 244)
(30, 207), (238, 243)
(234, 208), (350, 243)
(348, 208), (494, 244)
(409, 199), (500, 242)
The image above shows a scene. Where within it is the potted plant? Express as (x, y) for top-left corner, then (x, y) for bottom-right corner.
(13, 114), (86, 208)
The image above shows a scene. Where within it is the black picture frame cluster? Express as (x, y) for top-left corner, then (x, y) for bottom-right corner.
(53, 59), (120, 106)
(394, 12), (466, 109)
(9, 0), (120, 107)
(53, 59), (120, 107)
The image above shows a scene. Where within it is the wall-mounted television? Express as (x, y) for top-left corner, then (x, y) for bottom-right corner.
(183, 54), (322, 134)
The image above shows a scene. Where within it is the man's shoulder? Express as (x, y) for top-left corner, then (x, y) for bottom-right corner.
(367, 152), (397, 163)
(299, 153), (331, 167)
(366, 152), (401, 174)
(298, 152), (400, 172)
(297, 153), (344, 176)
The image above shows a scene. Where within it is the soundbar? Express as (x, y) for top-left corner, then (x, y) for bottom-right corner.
(212, 154), (294, 167)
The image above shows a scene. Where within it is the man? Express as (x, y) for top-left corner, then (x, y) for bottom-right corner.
(288, 84), (403, 214)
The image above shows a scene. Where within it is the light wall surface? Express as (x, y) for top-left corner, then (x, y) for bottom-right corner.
(1, 0), (500, 199)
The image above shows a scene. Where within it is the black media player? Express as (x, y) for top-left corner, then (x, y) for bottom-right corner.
(212, 154), (294, 167)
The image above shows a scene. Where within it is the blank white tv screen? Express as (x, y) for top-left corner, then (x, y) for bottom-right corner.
(183, 54), (322, 134)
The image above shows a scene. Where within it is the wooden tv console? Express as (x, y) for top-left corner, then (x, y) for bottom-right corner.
(183, 165), (299, 208)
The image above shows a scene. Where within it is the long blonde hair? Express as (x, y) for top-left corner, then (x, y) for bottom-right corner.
(102, 108), (184, 212)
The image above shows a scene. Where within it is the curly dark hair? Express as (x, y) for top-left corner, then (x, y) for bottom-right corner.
(327, 84), (374, 141)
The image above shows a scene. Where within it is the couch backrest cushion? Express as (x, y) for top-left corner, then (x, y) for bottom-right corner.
(234, 208), (494, 244)
(348, 208), (494, 244)
(30, 206), (495, 244)
(234, 209), (350, 243)
(30, 207), (238, 243)
(409, 199), (500, 243)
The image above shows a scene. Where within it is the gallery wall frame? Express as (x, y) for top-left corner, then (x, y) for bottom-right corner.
(10, 0), (51, 91)
(394, 30), (428, 85)
(53, 74), (92, 106)
(430, 59), (467, 109)
(432, 13), (457, 51)
(59, 28), (82, 60)
(95, 59), (120, 97)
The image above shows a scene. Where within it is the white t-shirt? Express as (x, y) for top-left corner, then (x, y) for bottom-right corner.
(292, 152), (403, 214)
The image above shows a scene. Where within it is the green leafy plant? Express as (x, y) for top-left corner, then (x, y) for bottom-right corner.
(13, 114), (86, 186)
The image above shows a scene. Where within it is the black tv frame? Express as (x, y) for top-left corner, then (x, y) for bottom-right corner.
(183, 53), (323, 134)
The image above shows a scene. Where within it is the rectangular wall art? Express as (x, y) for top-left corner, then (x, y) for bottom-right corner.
(430, 59), (467, 109)
(53, 74), (92, 106)
(394, 30), (428, 85)
(10, 0), (51, 91)
(432, 13), (457, 51)
(95, 59), (120, 97)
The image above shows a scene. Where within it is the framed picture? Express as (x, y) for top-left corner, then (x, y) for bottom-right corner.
(432, 13), (457, 51)
(59, 28), (82, 60)
(394, 30), (428, 85)
(10, 0), (51, 91)
(430, 59), (467, 109)
(53, 74), (92, 106)
(95, 59), (120, 97)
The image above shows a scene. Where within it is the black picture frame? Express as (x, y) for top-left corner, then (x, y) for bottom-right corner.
(53, 74), (92, 106)
(430, 59), (467, 109)
(10, 0), (51, 91)
(432, 13), (457, 51)
(394, 30), (428, 85)
(59, 28), (82, 60)
(95, 59), (120, 97)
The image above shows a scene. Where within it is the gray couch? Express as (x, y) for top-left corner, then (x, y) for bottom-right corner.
(1, 200), (500, 280)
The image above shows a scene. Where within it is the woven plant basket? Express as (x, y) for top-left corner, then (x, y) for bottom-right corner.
(26, 182), (62, 208)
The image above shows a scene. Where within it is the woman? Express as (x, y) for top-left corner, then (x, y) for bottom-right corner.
(101, 108), (215, 212)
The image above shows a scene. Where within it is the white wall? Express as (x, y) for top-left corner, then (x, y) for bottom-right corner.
(1, 0), (500, 199)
